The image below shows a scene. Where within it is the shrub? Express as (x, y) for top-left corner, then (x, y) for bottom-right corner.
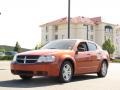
(0, 55), (14, 60)
(102, 39), (115, 57)
(112, 59), (120, 63)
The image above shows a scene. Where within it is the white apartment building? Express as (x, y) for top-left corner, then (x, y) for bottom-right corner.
(40, 16), (120, 57)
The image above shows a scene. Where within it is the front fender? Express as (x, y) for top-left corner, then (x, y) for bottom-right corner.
(58, 54), (77, 75)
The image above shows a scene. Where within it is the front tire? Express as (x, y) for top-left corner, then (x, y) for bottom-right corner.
(59, 61), (73, 83)
(19, 75), (33, 80)
(97, 61), (108, 77)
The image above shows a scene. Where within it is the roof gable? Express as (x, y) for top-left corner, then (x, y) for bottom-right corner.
(40, 16), (102, 26)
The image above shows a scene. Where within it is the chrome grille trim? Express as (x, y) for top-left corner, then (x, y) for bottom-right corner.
(16, 55), (39, 64)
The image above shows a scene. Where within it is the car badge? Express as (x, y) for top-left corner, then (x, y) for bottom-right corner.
(24, 56), (27, 64)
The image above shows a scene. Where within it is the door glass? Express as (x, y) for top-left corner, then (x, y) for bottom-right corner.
(87, 42), (97, 51)
(77, 42), (88, 52)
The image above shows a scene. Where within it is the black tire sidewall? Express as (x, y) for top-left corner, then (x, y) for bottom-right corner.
(101, 61), (108, 76)
(98, 61), (108, 77)
(20, 75), (33, 80)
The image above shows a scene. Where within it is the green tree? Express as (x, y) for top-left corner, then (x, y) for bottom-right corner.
(0, 48), (5, 52)
(14, 42), (21, 52)
(102, 39), (115, 57)
(35, 43), (43, 50)
(35, 45), (39, 50)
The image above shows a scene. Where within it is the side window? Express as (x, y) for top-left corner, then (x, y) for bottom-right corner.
(87, 42), (97, 51)
(77, 42), (88, 52)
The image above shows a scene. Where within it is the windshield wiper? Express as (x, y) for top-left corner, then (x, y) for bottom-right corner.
(49, 48), (57, 49)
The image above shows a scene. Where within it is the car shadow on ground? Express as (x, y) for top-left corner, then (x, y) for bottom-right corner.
(0, 74), (99, 88)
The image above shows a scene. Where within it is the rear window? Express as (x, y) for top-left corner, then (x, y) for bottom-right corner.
(87, 42), (97, 51)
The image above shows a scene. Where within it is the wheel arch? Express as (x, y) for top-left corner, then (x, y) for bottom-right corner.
(97, 59), (109, 77)
(102, 59), (109, 67)
(60, 58), (75, 75)
(98, 59), (109, 72)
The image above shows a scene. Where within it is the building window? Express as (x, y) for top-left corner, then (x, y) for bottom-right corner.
(109, 28), (112, 32)
(90, 35), (94, 41)
(105, 28), (112, 33)
(105, 28), (109, 32)
(62, 35), (64, 39)
(105, 25), (113, 33)
(46, 35), (48, 41)
(55, 35), (58, 40)
(46, 26), (48, 32)
(83, 24), (89, 40)
(83, 24), (88, 30)
(90, 26), (93, 32)
(55, 25), (58, 32)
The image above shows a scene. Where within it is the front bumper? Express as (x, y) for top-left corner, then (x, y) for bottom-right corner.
(11, 62), (60, 77)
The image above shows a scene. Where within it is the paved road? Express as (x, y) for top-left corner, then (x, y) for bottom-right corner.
(0, 61), (120, 90)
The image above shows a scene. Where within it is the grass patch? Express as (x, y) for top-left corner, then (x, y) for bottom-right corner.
(112, 59), (120, 63)
(0, 56), (13, 61)
(0, 59), (12, 61)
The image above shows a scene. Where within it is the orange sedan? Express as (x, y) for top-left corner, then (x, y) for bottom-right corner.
(11, 39), (110, 83)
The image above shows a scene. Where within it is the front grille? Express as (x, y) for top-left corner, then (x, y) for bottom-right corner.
(16, 55), (39, 64)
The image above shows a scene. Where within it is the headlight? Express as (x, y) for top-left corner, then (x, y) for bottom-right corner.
(37, 55), (55, 63)
(13, 54), (17, 61)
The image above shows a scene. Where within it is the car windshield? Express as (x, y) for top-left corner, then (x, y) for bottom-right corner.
(41, 40), (76, 50)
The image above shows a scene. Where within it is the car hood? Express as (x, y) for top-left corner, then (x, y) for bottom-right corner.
(17, 49), (74, 56)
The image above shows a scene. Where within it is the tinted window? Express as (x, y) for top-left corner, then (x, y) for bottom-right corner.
(87, 42), (97, 51)
(41, 40), (76, 50)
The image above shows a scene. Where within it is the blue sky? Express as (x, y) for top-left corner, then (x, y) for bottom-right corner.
(0, 0), (120, 49)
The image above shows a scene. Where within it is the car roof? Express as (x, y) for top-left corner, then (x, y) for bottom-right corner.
(54, 39), (94, 43)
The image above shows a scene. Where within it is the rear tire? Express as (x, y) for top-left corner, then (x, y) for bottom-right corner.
(97, 61), (108, 77)
(20, 75), (33, 80)
(59, 61), (73, 83)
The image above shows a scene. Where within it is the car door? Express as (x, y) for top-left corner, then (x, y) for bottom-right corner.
(86, 42), (100, 72)
(75, 42), (92, 74)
